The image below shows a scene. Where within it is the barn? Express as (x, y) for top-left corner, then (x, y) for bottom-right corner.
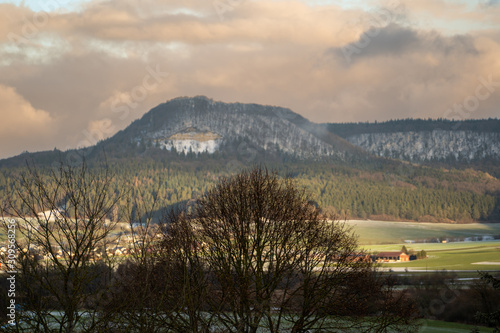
(373, 251), (410, 262)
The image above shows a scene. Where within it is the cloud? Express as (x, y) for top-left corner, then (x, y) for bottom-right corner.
(0, 84), (56, 157)
(84, 118), (116, 145)
(0, 0), (499, 159)
(330, 23), (479, 64)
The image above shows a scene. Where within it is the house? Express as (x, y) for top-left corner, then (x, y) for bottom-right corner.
(399, 253), (410, 262)
(37, 209), (66, 222)
(373, 252), (409, 262)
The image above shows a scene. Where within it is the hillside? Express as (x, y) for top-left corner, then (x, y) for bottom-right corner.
(98, 96), (367, 162)
(0, 98), (499, 222)
(327, 119), (500, 167)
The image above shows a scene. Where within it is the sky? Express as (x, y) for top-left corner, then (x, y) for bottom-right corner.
(0, 0), (499, 159)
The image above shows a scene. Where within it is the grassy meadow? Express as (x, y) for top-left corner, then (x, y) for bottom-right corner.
(419, 319), (495, 332)
(347, 220), (500, 271)
(347, 220), (500, 245)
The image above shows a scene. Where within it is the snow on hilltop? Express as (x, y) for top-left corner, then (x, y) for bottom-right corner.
(128, 96), (342, 159)
(346, 130), (500, 162)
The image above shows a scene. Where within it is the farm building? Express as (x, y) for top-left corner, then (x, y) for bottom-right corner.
(37, 209), (66, 222)
(373, 252), (410, 262)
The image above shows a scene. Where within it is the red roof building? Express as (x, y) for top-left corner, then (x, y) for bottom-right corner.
(373, 251), (408, 262)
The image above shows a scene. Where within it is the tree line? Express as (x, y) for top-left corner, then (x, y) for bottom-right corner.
(1, 157), (498, 223)
(327, 118), (500, 138)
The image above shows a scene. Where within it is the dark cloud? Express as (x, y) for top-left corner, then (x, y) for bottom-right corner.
(331, 24), (478, 64)
(485, 0), (500, 7)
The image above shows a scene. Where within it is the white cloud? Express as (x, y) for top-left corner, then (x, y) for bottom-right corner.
(0, 84), (56, 156)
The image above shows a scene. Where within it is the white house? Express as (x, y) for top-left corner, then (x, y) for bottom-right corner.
(37, 209), (65, 222)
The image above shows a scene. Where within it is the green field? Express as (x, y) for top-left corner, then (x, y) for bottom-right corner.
(347, 220), (500, 245)
(419, 319), (495, 332)
(369, 241), (500, 271)
(346, 220), (500, 271)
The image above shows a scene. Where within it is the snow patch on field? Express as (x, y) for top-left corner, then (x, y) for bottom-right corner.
(472, 261), (500, 265)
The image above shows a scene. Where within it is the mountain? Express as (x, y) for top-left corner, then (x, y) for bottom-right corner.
(94, 95), (370, 162)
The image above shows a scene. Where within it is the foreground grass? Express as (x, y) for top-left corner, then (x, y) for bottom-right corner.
(5, 316), (494, 332)
(419, 319), (495, 332)
(3, 312), (417, 332)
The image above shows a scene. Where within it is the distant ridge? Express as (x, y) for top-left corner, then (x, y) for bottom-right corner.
(327, 118), (500, 164)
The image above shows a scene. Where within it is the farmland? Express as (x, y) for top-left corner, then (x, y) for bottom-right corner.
(347, 220), (500, 245)
(3, 219), (500, 271)
(369, 241), (500, 271)
(347, 220), (500, 271)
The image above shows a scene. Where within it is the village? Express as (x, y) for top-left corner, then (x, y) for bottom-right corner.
(1, 214), (427, 271)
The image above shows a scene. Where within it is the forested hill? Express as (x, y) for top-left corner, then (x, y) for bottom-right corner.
(95, 95), (368, 162)
(1, 156), (499, 223)
(1, 98), (500, 223)
(326, 119), (500, 167)
(326, 118), (500, 138)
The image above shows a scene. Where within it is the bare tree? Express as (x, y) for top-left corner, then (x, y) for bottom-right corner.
(68, 166), (417, 332)
(160, 168), (419, 332)
(474, 272), (500, 330)
(97, 185), (176, 333)
(1, 158), (121, 333)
